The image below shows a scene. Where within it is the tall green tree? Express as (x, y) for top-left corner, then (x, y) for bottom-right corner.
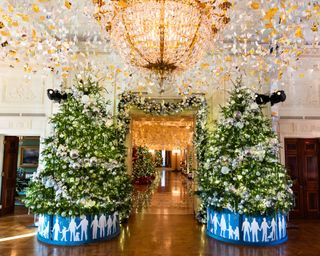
(24, 74), (132, 220)
(133, 146), (156, 179)
(197, 79), (294, 217)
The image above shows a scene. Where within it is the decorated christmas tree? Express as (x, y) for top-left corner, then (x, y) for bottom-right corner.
(154, 150), (163, 167)
(24, 74), (133, 221)
(132, 146), (156, 183)
(197, 79), (294, 219)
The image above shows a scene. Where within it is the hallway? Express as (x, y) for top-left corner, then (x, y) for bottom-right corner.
(1, 170), (320, 256)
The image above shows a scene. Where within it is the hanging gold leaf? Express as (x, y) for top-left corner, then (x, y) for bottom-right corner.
(65, 1), (72, 9)
(263, 8), (278, 20)
(12, 21), (19, 27)
(117, 0), (128, 8)
(32, 29), (37, 39)
(8, 4), (14, 13)
(311, 23), (318, 32)
(200, 63), (209, 69)
(0, 21), (4, 29)
(265, 23), (273, 29)
(32, 4), (40, 13)
(250, 2), (260, 10)
(17, 13), (30, 22)
(295, 26), (304, 39)
(1, 30), (10, 37)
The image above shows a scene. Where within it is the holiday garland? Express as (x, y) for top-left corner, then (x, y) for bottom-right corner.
(116, 92), (209, 172)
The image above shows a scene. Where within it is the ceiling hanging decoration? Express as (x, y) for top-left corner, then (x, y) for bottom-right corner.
(93, 0), (232, 93)
(131, 117), (194, 150)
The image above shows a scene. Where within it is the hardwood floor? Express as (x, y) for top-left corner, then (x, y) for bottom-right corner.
(0, 170), (320, 256)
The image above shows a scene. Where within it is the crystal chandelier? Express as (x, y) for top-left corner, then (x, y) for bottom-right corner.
(93, 0), (232, 92)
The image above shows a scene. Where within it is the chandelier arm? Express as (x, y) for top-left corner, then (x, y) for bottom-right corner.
(121, 14), (153, 65)
(184, 15), (203, 64)
(159, 0), (165, 65)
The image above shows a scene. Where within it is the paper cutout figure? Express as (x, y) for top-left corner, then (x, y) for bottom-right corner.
(112, 212), (118, 233)
(234, 227), (240, 240)
(107, 215), (113, 235)
(227, 215), (233, 239)
(42, 222), (50, 239)
(278, 216), (282, 239)
(52, 219), (61, 241)
(242, 218), (251, 242)
(260, 218), (270, 242)
(207, 209), (210, 230)
(211, 213), (219, 234)
(91, 215), (99, 239)
(282, 216), (286, 238)
(78, 216), (89, 241)
(269, 218), (277, 241)
(60, 227), (69, 242)
(251, 218), (259, 242)
(38, 215), (44, 233)
(228, 224), (234, 239)
(220, 215), (227, 237)
(68, 217), (77, 242)
(75, 232), (80, 241)
(99, 214), (107, 238)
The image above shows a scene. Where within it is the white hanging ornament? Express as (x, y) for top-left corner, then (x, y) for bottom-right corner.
(70, 149), (79, 159)
(72, 162), (81, 170)
(89, 157), (98, 166)
(81, 95), (90, 104)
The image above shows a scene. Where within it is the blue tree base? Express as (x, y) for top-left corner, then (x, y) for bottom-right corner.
(37, 212), (120, 246)
(207, 208), (288, 246)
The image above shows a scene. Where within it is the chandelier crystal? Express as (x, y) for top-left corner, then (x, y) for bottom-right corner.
(94, 0), (232, 91)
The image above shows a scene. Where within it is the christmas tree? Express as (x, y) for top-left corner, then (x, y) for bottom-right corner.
(197, 79), (294, 217)
(24, 74), (133, 220)
(132, 146), (156, 183)
(154, 150), (163, 167)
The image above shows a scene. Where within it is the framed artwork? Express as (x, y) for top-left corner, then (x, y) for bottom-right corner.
(20, 146), (40, 167)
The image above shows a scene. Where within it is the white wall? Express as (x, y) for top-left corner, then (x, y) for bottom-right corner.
(0, 66), (58, 137)
(277, 52), (320, 164)
(0, 66), (58, 203)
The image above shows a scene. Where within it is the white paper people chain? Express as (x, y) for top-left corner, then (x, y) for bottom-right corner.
(38, 213), (119, 242)
(209, 212), (286, 243)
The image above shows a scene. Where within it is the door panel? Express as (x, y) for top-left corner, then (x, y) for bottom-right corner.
(285, 139), (304, 218)
(302, 139), (319, 218)
(1, 136), (19, 215)
(285, 138), (320, 219)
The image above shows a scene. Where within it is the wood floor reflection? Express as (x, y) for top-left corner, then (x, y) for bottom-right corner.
(1, 170), (320, 256)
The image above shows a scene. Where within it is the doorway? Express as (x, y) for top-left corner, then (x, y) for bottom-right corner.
(0, 136), (40, 216)
(130, 114), (196, 214)
(1, 136), (19, 215)
(285, 138), (320, 218)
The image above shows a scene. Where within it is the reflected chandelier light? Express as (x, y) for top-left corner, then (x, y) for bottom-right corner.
(93, 0), (232, 92)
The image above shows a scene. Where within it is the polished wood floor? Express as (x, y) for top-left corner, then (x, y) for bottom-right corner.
(1, 170), (320, 256)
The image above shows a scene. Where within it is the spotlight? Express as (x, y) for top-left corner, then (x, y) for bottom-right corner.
(47, 89), (69, 103)
(255, 94), (270, 105)
(270, 90), (286, 106)
(47, 89), (55, 101)
(254, 90), (286, 106)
